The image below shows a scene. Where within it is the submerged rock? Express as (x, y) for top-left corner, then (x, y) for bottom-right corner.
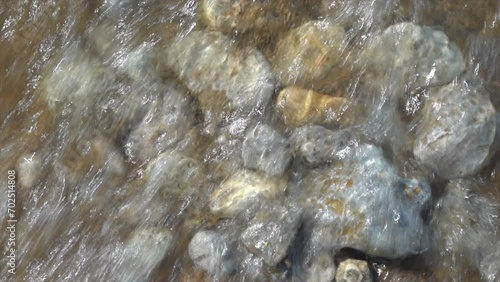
(413, 80), (496, 179)
(240, 203), (302, 266)
(307, 252), (337, 282)
(276, 87), (358, 129)
(290, 125), (351, 167)
(201, 0), (296, 35)
(431, 178), (499, 266)
(367, 22), (465, 89)
(124, 82), (195, 162)
(336, 259), (372, 282)
(118, 227), (175, 281)
(210, 170), (286, 218)
(273, 21), (348, 93)
(242, 124), (291, 177)
(41, 46), (111, 111)
(165, 31), (275, 116)
(188, 230), (236, 278)
(480, 241), (500, 282)
(17, 153), (42, 189)
(306, 144), (431, 258)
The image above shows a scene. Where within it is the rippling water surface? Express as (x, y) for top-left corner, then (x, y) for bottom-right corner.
(1, 0), (500, 281)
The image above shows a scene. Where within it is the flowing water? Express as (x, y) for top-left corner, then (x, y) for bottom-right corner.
(1, 0), (500, 281)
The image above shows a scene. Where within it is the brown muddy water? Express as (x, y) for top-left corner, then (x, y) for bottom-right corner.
(1, 0), (500, 281)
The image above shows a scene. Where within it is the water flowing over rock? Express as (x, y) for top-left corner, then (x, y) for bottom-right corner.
(165, 30), (275, 117)
(201, 0), (297, 35)
(277, 87), (358, 129)
(240, 202), (302, 266)
(242, 124), (291, 177)
(413, 80), (497, 179)
(336, 259), (373, 282)
(124, 82), (195, 162)
(367, 22), (465, 89)
(188, 230), (236, 278)
(273, 21), (350, 93)
(210, 170), (287, 218)
(290, 125), (351, 167)
(431, 178), (500, 266)
(307, 252), (337, 282)
(306, 144), (431, 259)
(118, 227), (175, 281)
(480, 241), (500, 282)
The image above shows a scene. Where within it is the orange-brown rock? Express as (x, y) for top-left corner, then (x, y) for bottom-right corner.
(276, 87), (358, 129)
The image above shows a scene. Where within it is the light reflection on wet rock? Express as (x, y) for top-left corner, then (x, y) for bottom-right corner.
(305, 144), (431, 259)
(273, 21), (349, 93)
(124, 81), (195, 162)
(240, 202), (302, 266)
(165, 30), (275, 116)
(367, 22), (465, 90)
(210, 170), (287, 218)
(414, 79), (497, 179)
(242, 124), (291, 177)
(188, 230), (236, 278)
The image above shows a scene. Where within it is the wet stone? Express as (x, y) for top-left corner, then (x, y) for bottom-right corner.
(480, 241), (500, 282)
(413, 80), (497, 179)
(118, 227), (175, 281)
(273, 21), (348, 93)
(124, 82), (195, 162)
(307, 252), (336, 282)
(276, 87), (358, 129)
(306, 144), (431, 259)
(188, 230), (236, 278)
(290, 125), (351, 167)
(16, 153), (42, 189)
(209, 170), (287, 218)
(431, 178), (500, 263)
(367, 22), (465, 89)
(201, 0), (297, 35)
(41, 46), (111, 111)
(242, 124), (291, 177)
(240, 203), (302, 266)
(336, 259), (372, 282)
(165, 31), (275, 115)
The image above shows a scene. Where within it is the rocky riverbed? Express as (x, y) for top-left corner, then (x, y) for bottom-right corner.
(1, 0), (500, 281)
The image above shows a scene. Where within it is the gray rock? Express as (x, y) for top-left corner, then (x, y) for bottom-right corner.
(188, 230), (236, 278)
(210, 170), (287, 218)
(431, 178), (499, 264)
(165, 31), (275, 114)
(368, 22), (465, 89)
(306, 144), (431, 258)
(290, 125), (351, 167)
(144, 150), (205, 197)
(118, 227), (175, 281)
(242, 124), (291, 177)
(273, 20), (347, 91)
(240, 203), (302, 266)
(16, 153), (42, 189)
(124, 82), (195, 162)
(307, 252), (336, 282)
(413, 80), (496, 179)
(336, 259), (372, 282)
(480, 241), (500, 282)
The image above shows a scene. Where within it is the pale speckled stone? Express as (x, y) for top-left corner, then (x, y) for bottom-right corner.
(165, 31), (275, 115)
(307, 252), (336, 282)
(368, 22), (465, 89)
(336, 259), (372, 282)
(413, 80), (496, 179)
(210, 170), (286, 218)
